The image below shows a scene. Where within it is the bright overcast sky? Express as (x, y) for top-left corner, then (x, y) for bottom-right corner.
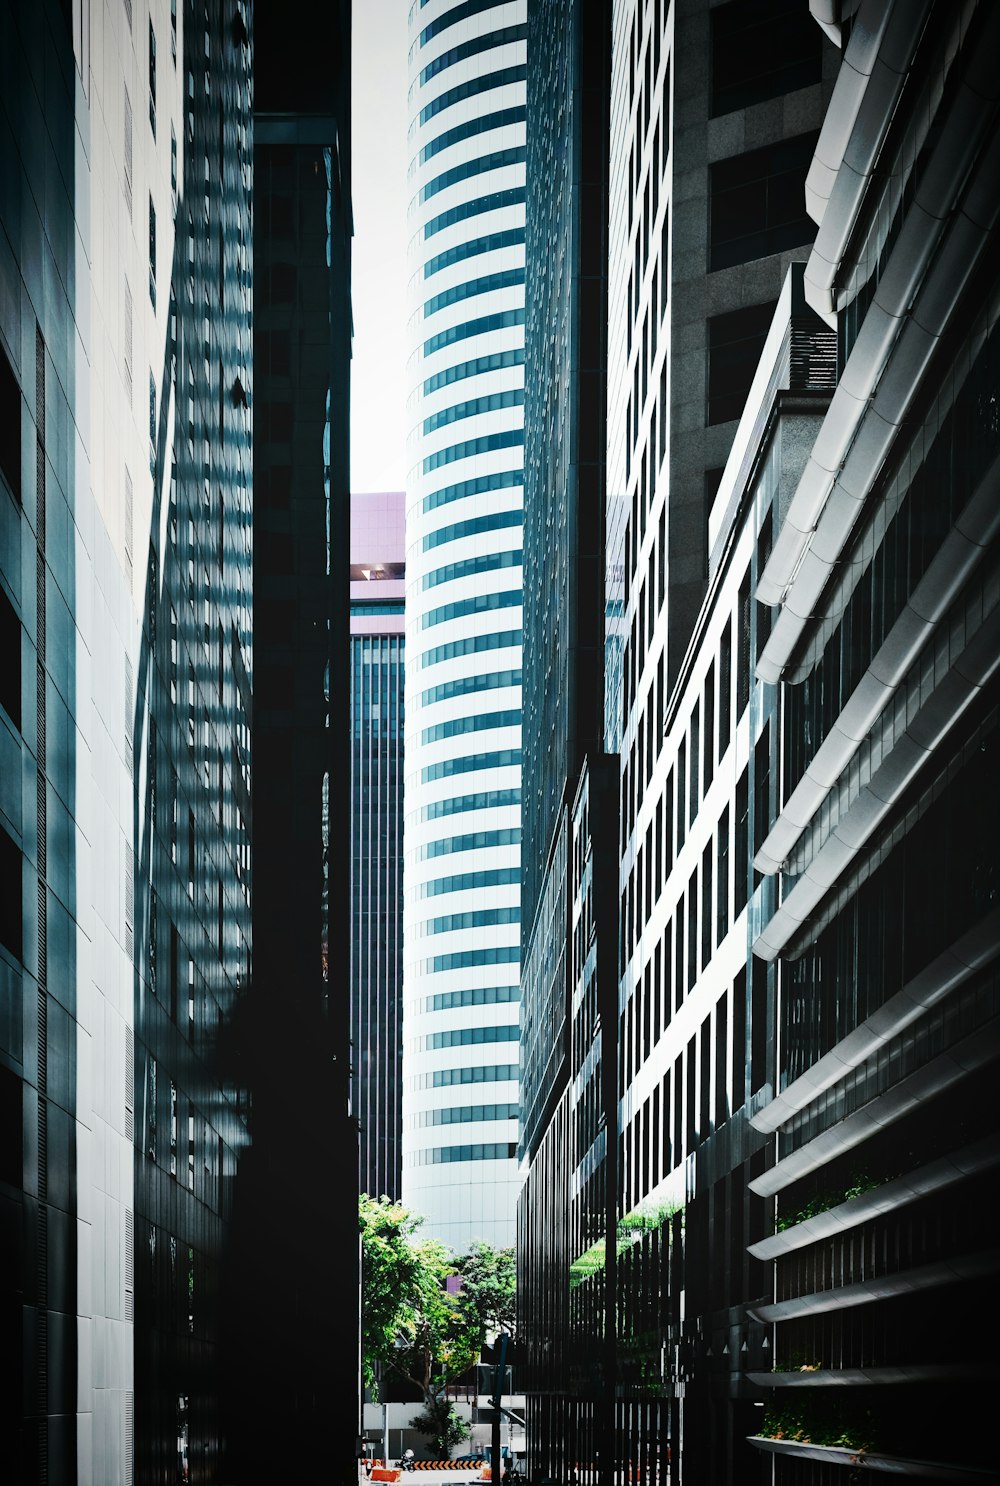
(351, 0), (409, 496)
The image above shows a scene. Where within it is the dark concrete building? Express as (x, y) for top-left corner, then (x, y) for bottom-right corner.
(244, 0), (358, 1478)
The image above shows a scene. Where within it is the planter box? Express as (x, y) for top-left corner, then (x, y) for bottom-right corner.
(748, 1435), (995, 1480)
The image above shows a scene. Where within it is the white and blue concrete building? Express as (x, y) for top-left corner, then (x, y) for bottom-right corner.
(402, 0), (528, 1250)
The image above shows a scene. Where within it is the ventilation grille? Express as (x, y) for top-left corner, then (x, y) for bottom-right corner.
(37, 1200), (48, 1305)
(36, 1308), (48, 1421)
(124, 852), (134, 958)
(125, 1390), (134, 1484)
(124, 1207), (134, 1322)
(788, 317), (838, 392)
(124, 1026), (134, 1142)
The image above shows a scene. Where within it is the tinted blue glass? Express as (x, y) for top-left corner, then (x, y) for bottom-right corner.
(425, 188), (526, 240)
(421, 945), (520, 972)
(424, 311), (525, 358)
(417, 1103), (520, 1125)
(420, 749), (522, 783)
(422, 469), (523, 515)
(421, 709), (522, 745)
(424, 388), (524, 436)
(425, 232), (526, 283)
(422, 1023), (519, 1048)
(420, 865), (521, 895)
(419, 66), (527, 126)
(421, 789), (521, 822)
(423, 549), (521, 590)
(423, 347), (525, 392)
(422, 589), (521, 629)
(423, 112), (525, 164)
(425, 906), (520, 935)
(419, 629), (522, 668)
(407, 1142), (515, 1166)
(424, 272), (525, 321)
(424, 511), (522, 551)
(419, 0), (502, 47)
(420, 826), (521, 859)
(420, 669), (522, 708)
(423, 1063), (519, 1088)
(423, 985), (520, 1012)
(419, 27), (527, 87)
(421, 147), (526, 204)
(423, 430), (524, 473)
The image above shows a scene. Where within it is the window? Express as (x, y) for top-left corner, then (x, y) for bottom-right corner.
(0, 338), (20, 501)
(0, 586), (21, 726)
(423, 387), (524, 436)
(734, 767), (749, 916)
(716, 805), (730, 947)
(718, 618), (732, 761)
(711, 0), (822, 117)
(710, 133), (818, 271)
(687, 870), (698, 992)
(703, 663), (715, 794)
(689, 702), (700, 826)
(148, 19), (156, 133)
(424, 187), (527, 241)
(423, 309), (525, 359)
(421, 108), (526, 163)
(731, 969), (747, 1112)
(420, 147), (527, 205)
(704, 468), (724, 571)
(269, 262), (297, 304)
(676, 739), (686, 852)
(715, 994), (729, 1128)
(0, 825), (23, 960)
(707, 300), (777, 425)
(419, 65), (527, 127)
(737, 566), (751, 719)
(418, 25), (527, 87)
(149, 196), (157, 307)
(423, 548), (521, 591)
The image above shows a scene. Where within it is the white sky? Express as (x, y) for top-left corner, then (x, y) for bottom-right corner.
(351, 0), (409, 495)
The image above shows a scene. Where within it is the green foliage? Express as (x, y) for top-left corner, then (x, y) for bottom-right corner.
(409, 1397), (470, 1460)
(359, 1194), (428, 1396)
(454, 1241), (517, 1349)
(775, 1173), (887, 1233)
(359, 1197), (515, 1404)
(759, 1395), (878, 1452)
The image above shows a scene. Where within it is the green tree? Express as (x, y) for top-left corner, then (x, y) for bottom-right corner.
(454, 1242), (516, 1350)
(409, 1397), (470, 1461)
(359, 1194), (427, 1397)
(359, 1200), (518, 1460)
(359, 1196), (479, 1404)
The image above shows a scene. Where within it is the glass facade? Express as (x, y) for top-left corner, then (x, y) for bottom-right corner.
(351, 492), (405, 1202)
(0, 0), (257, 1478)
(403, 0), (527, 1250)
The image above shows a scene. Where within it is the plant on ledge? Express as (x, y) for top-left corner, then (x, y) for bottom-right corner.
(758, 1395), (878, 1452)
(775, 1172), (888, 1232)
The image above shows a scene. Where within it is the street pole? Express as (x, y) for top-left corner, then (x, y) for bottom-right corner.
(383, 1401), (389, 1467)
(490, 1334), (510, 1486)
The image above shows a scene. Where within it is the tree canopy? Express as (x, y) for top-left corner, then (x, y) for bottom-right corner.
(359, 1196), (515, 1406)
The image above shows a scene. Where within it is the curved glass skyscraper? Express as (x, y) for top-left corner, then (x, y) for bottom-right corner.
(402, 0), (527, 1249)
